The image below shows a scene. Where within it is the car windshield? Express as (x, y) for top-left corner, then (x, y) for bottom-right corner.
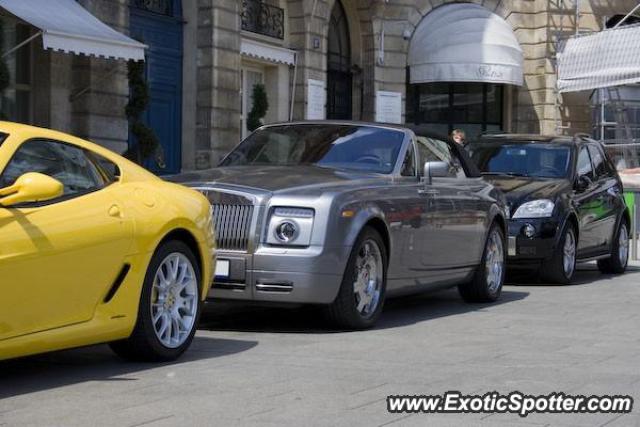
(466, 142), (572, 179)
(220, 125), (405, 174)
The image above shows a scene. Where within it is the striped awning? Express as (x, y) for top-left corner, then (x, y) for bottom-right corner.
(240, 38), (295, 66)
(408, 3), (523, 86)
(0, 0), (146, 61)
(557, 24), (640, 93)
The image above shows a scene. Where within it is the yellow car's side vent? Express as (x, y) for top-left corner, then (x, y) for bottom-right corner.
(103, 264), (131, 303)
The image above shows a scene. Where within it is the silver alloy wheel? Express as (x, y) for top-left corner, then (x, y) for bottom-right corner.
(563, 229), (576, 278)
(151, 253), (198, 349)
(485, 229), (505, 293)
(352, 239), (383, 317)
(619, 223), (629, 267)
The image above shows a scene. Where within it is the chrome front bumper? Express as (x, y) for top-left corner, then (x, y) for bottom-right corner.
(209, 245), (352, 305)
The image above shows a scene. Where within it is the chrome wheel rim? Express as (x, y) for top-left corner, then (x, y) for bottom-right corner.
(353, 239), (383, 317)
(563, 230), (576, 278)
(485, 230), (504, 293)
(619, 224), (629, 267)
(151, 253), (198, 349)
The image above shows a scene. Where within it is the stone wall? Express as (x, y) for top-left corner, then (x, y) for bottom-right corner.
(196, 0), (242, 169)
(71, 0), (130, 153)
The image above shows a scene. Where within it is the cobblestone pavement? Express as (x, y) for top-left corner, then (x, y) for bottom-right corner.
(1, 262), (639, 427)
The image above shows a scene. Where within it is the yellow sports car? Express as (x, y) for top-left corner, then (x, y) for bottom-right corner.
(0, 122), (214, 361)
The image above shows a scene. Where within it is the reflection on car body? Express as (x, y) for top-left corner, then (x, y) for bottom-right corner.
(467, 134), (631, 284)
(173, 122), (509, 329)
(0, 122), (215, 361)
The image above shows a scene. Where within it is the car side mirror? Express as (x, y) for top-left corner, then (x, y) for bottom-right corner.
(422, 161), (449, 185)
(0, 172), (64, 207)
(575, 175), (592, 192)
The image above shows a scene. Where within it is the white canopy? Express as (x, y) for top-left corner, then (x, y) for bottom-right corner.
(240, 38), (295, 66)
(408, 3), (523, 86)
(0, 0), (146, 61)
(557, 24), (640, 93)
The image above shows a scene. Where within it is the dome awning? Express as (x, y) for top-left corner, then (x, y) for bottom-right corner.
(408, 3), (523, 86)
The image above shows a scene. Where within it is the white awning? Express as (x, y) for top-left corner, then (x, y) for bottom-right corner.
(240, 38), (295, 66)
(0, 0), (146, 61)
(557, 24), (640, 93)
(408, 3), (523, 86)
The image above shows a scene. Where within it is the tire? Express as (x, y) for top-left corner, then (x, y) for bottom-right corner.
(541, 223), (577, 284)
(458, 223), (506, 303)
(597, 220), (629, 274)
(110, 240), (202, 362)
(325, 227), (387, 330)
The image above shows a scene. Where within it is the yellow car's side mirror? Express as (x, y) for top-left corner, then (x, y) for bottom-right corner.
(0, 172), (64, 207)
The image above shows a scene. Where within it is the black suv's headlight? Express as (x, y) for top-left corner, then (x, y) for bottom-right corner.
(266, 207), (314, 246)
(512, 199), (555, 219)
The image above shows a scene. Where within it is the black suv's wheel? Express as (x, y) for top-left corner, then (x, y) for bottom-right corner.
(458, 223), (505, 302)
(325, 227), (387, 330)
(542, 223), (577, 284)
(110, 240), (202, 362)
(597, 220), (629, 274)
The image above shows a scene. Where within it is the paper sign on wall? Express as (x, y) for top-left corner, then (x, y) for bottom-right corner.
(375, 91), (402, 124)
(306, 79), (326, 120)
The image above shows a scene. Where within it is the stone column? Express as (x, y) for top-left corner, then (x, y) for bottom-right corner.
(70, 0), (130, 153)
(196, 0), (241, 169)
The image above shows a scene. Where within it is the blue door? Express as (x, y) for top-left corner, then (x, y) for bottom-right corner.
(130, 0), (183, 174)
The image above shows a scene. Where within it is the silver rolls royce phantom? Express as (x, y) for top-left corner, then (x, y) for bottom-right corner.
(173, 122), (508, 329)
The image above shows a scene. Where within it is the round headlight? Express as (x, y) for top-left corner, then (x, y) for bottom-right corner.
(275, 220), (298, 243)
(523, 223), (536, 238)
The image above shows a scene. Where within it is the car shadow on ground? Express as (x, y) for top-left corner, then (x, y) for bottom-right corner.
(0, 336), (257, 399)
(198, 288), (529, 334)
(506, 263), (640, 287)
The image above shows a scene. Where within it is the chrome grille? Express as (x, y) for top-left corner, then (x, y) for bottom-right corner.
(211, 204), (254, 251)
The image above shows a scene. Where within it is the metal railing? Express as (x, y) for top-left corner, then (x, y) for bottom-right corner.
(241, 0), (285, 40)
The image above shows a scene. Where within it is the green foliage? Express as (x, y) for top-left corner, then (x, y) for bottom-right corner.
(125, 59), (162, 167)
(125, 60), (149, 120)
(247, 83), (268, 132)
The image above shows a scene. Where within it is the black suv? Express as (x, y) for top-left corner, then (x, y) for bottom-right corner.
(466, 134), (631, 284)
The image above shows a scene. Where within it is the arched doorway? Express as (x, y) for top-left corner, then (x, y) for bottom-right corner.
(130, 0), (183, 174)
(326, 0), (352, 120)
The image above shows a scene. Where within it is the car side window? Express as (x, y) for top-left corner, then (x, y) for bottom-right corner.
(89, 152), (121, 183)
(400, 142), (416, 177)
(587, 144), (609, 179)
(577, 146), (594, 180)
(415, 137), (466, 178)
(0, 139), (106, 198)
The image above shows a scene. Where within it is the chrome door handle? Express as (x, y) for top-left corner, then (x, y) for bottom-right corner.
(418, 189), (438, 196)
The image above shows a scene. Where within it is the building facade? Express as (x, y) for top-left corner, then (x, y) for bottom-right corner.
(1, 0), (639, 174)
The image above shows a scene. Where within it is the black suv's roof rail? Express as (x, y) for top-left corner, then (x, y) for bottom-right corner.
(573, 132), (592, 142)
(478, 130), (510, 137)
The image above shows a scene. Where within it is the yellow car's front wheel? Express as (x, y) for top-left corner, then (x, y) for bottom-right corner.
(110, 240), (202, 362)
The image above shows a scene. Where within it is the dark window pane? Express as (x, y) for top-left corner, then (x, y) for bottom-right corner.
(16, 90), (30, 123)
(416, 136), (466, 178)
(15, 24), (31, 85)
(577, 147), (594, 179)
(0, 140), (105, 195)
(222, 124), (405, 174)
(418, 83), (449, 123)
(400, 143), (416, 177)
(406, 82), (504, 134)
(486, 85), (503, 124)
(588, 144), (608, 178)
(467, 142), (571, 179)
